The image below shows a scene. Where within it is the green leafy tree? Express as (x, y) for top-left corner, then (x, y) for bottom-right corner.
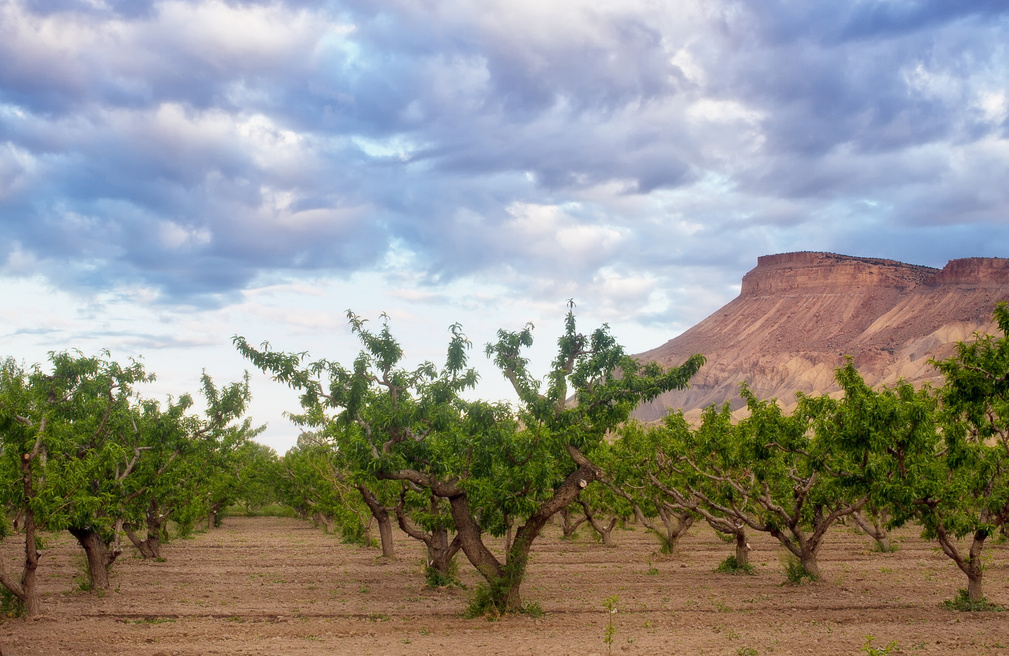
(232, 441), (280, 514)
(235, 313), (481, 561)
(238, 305), (703, 613)
(616, 410), (753, 569)
(118, 373), (259, 559)
(926, 304), (1009, 603)
(859, 304), (1009, 604)
(670, 386), (868, 581)
(606, 418), (698, 554)
(0, 352), (148, 612)
(0, 357), (49, 616)
(460, 303), (703, 611)
(279, 433), (387, 545)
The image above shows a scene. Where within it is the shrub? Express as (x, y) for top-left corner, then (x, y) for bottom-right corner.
(424, 560), (462, 589)
(716, 555), (755, 575)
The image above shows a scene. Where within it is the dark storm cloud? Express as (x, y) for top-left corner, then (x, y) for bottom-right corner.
(1, 0), (1007, 311)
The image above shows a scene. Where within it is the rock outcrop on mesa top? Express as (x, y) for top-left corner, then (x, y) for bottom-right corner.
(634, 252), (1009, 422)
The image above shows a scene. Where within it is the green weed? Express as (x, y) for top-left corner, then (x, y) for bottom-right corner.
(603, 594), (618, 654)
(862, 634), (899, 655)
(0, 587), (25, 619)
(781, 555), (817, 585)
(941, 589), (1006, 612)
(716, 555), (755, 575)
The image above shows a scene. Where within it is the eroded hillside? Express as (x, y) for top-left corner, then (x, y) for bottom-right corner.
(635, 252), (1009, 422)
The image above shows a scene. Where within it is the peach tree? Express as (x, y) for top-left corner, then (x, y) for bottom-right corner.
(236, 305), (704, 613)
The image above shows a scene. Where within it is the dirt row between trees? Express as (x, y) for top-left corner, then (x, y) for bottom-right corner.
(2, 516), (1008, 655)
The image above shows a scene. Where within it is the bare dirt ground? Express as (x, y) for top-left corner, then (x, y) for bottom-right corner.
(2, 515), (1008, 655)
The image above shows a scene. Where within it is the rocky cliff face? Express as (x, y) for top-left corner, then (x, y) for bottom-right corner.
(634, 252), (1009, 423)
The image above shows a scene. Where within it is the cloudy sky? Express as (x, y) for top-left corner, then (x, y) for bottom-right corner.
(2, 0), (1007, 453)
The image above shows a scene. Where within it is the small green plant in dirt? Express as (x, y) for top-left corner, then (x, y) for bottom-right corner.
(712, 598), (732, 613)
(463, 584), (499, 619)
(425, 560), (463, 589)
(0, 587), (25, 619)
(462, 584), (543, 619)
(862, 634), (899, 655)
(523, 601), (545, 618)
(716, 555), (755, 575)
(941, 589), (1006, 612)
(736, 647), (758, 656)
(603, 594), (618, 654)
(72, 555), (94, 593)
(781, 555), (817, 585)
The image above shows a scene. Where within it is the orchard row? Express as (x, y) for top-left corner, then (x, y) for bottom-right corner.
(4, 302), (1009, 619)
(249, 304), (1009, 615)
(0, 354), (275, 617)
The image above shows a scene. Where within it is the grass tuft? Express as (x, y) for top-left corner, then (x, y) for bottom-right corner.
(780, 555), (818, 585)
(941, 589), (1006, 612)
(716, 555), (755, 575)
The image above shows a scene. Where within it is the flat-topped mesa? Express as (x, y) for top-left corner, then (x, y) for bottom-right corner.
(925, 257), (1009, 287)
(740, 252), (939, 298)
(633, 251), (1009, 425)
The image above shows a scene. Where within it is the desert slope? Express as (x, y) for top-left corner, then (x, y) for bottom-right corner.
(634, 252), (1009, 422)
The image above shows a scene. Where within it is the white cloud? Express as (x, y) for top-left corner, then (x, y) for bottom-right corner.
(158, 220), (212, 250)
(976, 90), (1008, 125)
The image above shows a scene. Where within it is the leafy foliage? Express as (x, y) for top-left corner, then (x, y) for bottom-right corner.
(237, 304), (704, 614)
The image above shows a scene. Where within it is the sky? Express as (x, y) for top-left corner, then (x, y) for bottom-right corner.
(2, 0), (1008, 454)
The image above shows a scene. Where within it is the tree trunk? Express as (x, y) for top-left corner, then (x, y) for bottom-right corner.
(734, 530), (750, 568)
(426, 536), (461, 579)
(448, 493), (504, 577)
(207, 501), (225, 530)
(124, 519), (161, 560)
(852, 509), (891, 552)
(933, 523), (988, 603)
(394, 494), (461, 582)
(423, 526), (462, 583)
(123, 525), (158, 560)
(124, 502), (166, 560)
(799, 546), (821, 581)
(767, 525), (821, 581)
(357, 484), (395, 558)
(964, 531), (987, 602)
(22, 505), (41, 616)
(376, 512), (395, 558)
(363, 516), (374, 547)
(68, 526), (119, 592)
(452, 452), (605, 614)
(579, 500), (617, 547)
(13, 452), (43, 616)
(0, 507), (42, 617)
(635, 504), (694, 554)
(966, 567), (984, 602)
(384, 446), (605, 614)
(557, 506), (587, 539)
(316, 512), (336, 534)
